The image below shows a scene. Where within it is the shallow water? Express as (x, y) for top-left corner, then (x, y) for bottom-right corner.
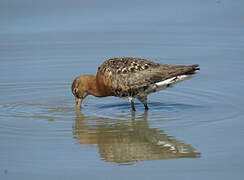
(1, 0), (244, 179)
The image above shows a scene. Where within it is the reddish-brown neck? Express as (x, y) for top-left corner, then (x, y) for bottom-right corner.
(85, 75), (111, 97)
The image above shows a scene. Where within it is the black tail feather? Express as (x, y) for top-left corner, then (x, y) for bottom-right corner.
(185, 64), (200, 75)
(192, 64), (200, 70)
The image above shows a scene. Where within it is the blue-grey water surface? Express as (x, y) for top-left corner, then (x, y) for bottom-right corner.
(1, 0), (244, 179)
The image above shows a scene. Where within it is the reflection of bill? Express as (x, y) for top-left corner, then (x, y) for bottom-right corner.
(73, 110), (200, 165)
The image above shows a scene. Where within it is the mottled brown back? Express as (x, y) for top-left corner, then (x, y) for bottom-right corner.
(97, 57), (198, 97)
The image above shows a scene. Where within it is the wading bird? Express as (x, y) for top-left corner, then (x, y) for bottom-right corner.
(72, 57), (199, 111)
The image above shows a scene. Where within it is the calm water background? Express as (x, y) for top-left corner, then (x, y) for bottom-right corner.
(1, 0), (244, 179)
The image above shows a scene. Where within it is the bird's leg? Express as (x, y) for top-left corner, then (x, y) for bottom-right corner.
(138, 96), (149, 110)
(131, 101), (136, 111)
(144, 103), (149, 110)
(128, 97), (136, 111)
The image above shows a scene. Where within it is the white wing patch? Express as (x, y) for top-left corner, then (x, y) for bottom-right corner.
(134, 74), (193, 98)
(155, 75), (189, 91)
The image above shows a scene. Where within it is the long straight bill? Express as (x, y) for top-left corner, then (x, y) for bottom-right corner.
(75, 98), (82, 109)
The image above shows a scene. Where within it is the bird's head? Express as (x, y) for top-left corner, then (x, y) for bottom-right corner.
(71, 75), (90, 109)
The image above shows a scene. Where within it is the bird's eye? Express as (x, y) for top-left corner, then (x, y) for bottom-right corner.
(72, 88), (78, 95)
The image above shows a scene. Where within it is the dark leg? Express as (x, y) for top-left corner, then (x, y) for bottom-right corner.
(131, 101), (136, 111)
(138, 96), (149, 110)
(129, 97), (136, 111)
(144, 103), (149, 110)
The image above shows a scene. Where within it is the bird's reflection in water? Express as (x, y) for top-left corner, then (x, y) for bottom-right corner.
(73, 110), (200, 165)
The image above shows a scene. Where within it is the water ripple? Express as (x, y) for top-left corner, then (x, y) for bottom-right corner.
(0, 80), (242, 159)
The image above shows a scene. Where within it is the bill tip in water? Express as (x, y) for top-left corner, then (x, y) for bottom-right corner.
(75, 98), (82, 109)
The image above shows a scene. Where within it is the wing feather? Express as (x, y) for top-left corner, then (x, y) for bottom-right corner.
(97, 57), (198, 97)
